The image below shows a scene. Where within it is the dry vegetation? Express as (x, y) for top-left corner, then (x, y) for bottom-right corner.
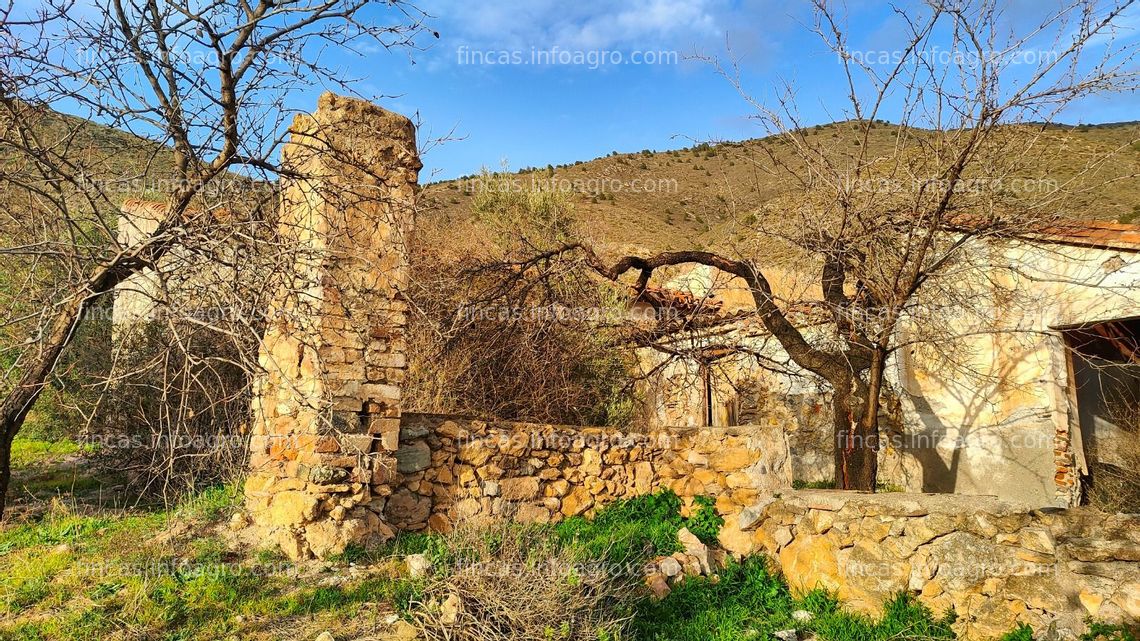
(419, 121), (1140, 257)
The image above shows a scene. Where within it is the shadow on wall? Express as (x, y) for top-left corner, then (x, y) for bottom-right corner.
(895, 329), (1061, 506)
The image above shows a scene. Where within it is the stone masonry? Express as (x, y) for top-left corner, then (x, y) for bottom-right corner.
(730, 490), (1139, 640)
(244, 93), (421, 560)
(237, 96), (1138, 641)
(384, 413), (794, 532)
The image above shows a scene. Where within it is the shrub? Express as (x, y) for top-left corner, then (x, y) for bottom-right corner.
(1118, 204), (1140, 224)
(411, 522), (636, 641)
(405, 172), (639, 427)
(1080, 620), (1138, 641)
(686, 496), (724, 545)
(1084, 402), (1140, 514)
(1001, 623), (1034, 641)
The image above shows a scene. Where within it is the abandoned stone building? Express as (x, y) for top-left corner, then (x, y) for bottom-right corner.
(110, 93), (1138, 638)
(113, 92), (1140, 513)
(636, 226), (1140, 507)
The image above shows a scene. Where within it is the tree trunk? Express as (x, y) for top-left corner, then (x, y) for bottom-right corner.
(0, 290), (101, 521)
(833, 350), (886, 491)
(0, 430), (13, 521)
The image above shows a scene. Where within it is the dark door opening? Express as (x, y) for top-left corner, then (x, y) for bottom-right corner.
(1062, 318), (1140, 512)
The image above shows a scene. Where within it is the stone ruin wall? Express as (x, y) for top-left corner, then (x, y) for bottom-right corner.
(244, 93), (420, 559)
(381, 413), (794, 532)
(239, 94), (1138, 639)
(730, 490), (1139, 640)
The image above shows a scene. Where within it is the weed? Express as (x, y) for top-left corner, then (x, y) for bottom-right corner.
(632, 557), (958, 641)
(330, 542), (369, 564)
(1080, 620), (1137, 641)
(555, 489), (684, 567)
(686, 496), (724, 544)
(1001, 623), (1035, 641)
(175, 483), (240, 522)
(632, 556), (795, 641)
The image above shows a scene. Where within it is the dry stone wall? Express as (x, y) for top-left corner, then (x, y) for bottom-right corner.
(244, 93), (420, 560)
(381, 413), (794, 532)
(730, 490), (1139, 640)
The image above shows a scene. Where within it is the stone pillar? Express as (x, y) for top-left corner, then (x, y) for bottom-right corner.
(244, 93), (420, 559)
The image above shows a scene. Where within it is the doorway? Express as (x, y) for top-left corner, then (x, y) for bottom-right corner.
(1061, 318), (1140, 511)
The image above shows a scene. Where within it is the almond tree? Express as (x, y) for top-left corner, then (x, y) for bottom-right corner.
(530, 0), (1138, 489)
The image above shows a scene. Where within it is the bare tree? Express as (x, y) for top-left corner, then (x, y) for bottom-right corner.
(405, 171), (639, 426)
(0, 0), (433, 519)
(507, 0), (1139, 490)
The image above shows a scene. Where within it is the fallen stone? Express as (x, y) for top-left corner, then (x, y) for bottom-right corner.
(659, 556), (683, 577)
(406, 553), (432, 578)
(440, 593), (462, 625)
(647, 572), (671, 600)
(387, 620), (419, 641)
(678, 527), (712, 574)
(229, 512), (250, 531)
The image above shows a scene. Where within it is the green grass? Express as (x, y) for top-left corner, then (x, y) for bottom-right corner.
(632, 556), (797, 641)
(4, 485), (1125, 641)
(174, 483), (242, 522)
(0, 509), (118, 553)
(553, 489), (718, 567)
(0, 485), (417, 641)
(1002, 620), (1138, 641)
(8, 437), (111, 504)
(10, 438), (89, 468)
(1001, 623), (1035, 641)
(633, 557), (957, 641)
(1079, 621), (1137, 641)
(17, 471), (105, 497)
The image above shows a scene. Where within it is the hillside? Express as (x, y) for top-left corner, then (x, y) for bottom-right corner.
(418, 121), (1140, 256)
(0, 107), (183, 207)
(6, 109), (1140, 257)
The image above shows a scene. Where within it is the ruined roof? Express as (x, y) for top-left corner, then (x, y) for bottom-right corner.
(633, 285), (723, 316)
(1024, 219), (1140, 252)
(945, 215), (1140, 253)
(121, 198), (172, 219)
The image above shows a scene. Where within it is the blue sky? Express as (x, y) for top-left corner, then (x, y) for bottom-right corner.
(20, 0), (1135, 182)
(303, 0), (1140, 182)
